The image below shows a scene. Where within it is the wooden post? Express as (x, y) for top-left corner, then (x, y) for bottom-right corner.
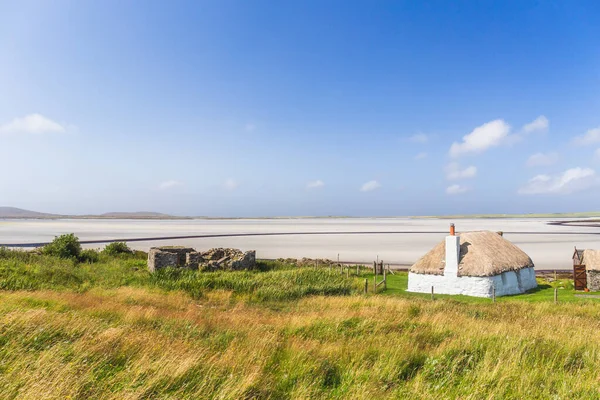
(554, 270), (557, 282)
(374, 271), (377, 294)
(554, 287), (558, 304)
(373, 261), (376, 274)
(356, 264), (360, 276)
(492, 286), (496, 303)
(383, 264), (387, 290)
(431, 286), (434, 301)
(346, 268), (349, 278)
(364, 279), (368, 294)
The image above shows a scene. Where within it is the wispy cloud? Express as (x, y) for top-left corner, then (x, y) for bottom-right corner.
(408, 133), (429, 144)
(306, 180), (325, 189)
(518, 167), (597, 195)
(449, 119), (512, 157)
(572, 127), (600, 146)
(526, 152), (559, 167)
(360, 180), (381, 192)
(158, 180), (183, 190)
(446, 184), (468, 195)
(521, 115), (549, 134)
(414, 152), (427, 160)
(445, 162), (477, 180)
(0, 113), (66, 135)
(224, 178), (239, 190)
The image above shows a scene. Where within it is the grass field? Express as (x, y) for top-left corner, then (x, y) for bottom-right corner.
(1, 248), (599, 399)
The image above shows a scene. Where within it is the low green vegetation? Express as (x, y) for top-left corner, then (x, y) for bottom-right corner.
(1, 239), (599, 399)
(40, 233), (83, 260)
(102, 241), (132, 256)
(0, 247), (356, 302)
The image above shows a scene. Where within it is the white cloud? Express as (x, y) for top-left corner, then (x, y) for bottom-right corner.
(573, 127), (600, 146)
(446, 184), (469, 195)
(408, 133), (429, 144)
(526, 152), (559, 167)
(449, 119), (512, 157)
(521, 115), (549, 134)
(445, 162), (477, 180)
(518, 167), (597, 195)
(306, 180), (325, 189)
(224, 178), (239, 190)
(414, 152), (428, 160)
(360, 180), (381, 192)
(595, 148), (600, 160)
(0, 113), (66, 135)
(158, 180), (183, 190)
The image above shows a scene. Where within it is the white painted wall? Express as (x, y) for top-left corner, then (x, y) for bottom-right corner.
(407, 267), (537, 298)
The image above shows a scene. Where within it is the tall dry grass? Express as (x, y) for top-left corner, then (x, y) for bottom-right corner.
(1, 286), (599, 399)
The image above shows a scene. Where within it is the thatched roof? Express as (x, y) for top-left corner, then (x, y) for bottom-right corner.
(582, 250), (600, 271)
(410, 231), (534, 277)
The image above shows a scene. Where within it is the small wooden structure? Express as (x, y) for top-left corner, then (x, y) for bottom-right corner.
(573, 247), (587, 290)
(573, 264), (587, 290)
(572, 247), (600, 291)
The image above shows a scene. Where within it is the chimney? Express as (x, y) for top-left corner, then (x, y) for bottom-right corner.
(444, 223), (460, 277)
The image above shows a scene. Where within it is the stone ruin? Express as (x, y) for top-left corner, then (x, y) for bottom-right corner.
(276, 257), (339, 268)
(147, 246), (256, 272)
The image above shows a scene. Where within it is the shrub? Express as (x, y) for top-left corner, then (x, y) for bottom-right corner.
(79, 249), (100, 263)
(41, 234), (82, 260)
(103, 242), (132, 256)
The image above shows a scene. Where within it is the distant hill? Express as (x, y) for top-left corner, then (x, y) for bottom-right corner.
(97, 212), (177, 219)
(0, 207), (61, 219)
(0, 207), (185, 220)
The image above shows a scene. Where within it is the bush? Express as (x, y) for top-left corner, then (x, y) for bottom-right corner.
(41, 234), (82, 260)
(79, 249), (100, 263)
(103, 242), (132, 256)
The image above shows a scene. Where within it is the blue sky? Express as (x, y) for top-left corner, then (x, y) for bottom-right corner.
(1, 1), (599, 216)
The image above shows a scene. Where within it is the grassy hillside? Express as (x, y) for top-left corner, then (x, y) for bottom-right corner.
(0, 248), (599, 399)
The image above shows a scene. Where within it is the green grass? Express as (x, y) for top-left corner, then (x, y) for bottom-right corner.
(0, 249), (357, 302)
(2, 249), (600, 399)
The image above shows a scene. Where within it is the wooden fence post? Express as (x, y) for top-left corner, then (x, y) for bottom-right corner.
(374, 271), (377, 294)
(383, 264), (387, 290)
(431, 286), (434, 301)
(346, 268), (349, 278)
(356, 264), (359, 276)
(492, 286), (496, 303)
(364, 279), (368, 294)
(554, 287), (558, 304)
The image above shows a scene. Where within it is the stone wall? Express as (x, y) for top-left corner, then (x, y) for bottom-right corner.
(587, 270), (600, 291)
(407, 267), (537, 298)
(148, 247), (195, 272)
(147, 246), (256, 272)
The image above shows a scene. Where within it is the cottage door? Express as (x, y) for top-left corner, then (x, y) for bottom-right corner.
(573, 265), (587, 291)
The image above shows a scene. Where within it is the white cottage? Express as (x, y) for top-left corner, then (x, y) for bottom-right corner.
(407, 224), (537, 298)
